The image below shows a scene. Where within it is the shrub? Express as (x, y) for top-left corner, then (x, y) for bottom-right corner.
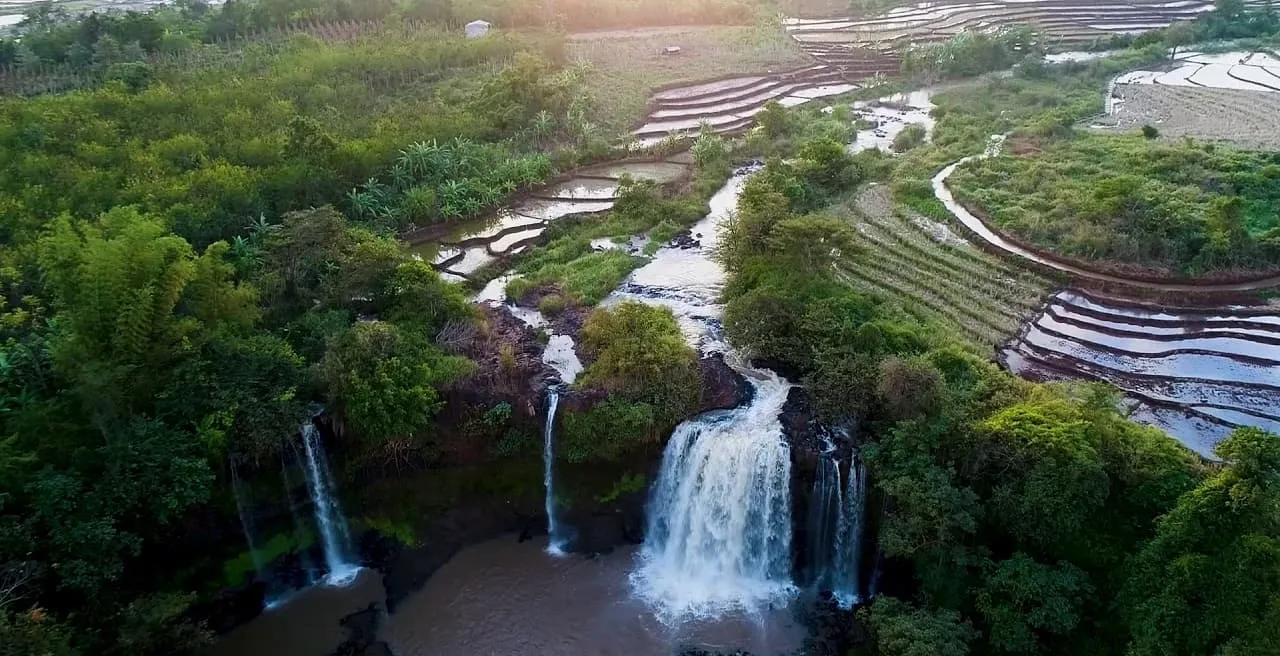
(559, 398), (656, 462)
(1141, 124), (1159, 139)
(579, 302), (700, 424)
(892, 123), (929, 152)
(538, 293), (567, 316)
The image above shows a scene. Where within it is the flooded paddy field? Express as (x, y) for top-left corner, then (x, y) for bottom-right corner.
(1002, 290), (1280, 457)
(781, 0), (1263, 54)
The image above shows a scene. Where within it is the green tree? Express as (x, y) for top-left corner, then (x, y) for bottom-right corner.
(862, 597), (978, 656)
(579, 302), (699, 425)
(320, 321), (473, 447)
(976, 553), (1094, 653)
(36, 207), (257, 421)
(1121, 428), (1280, 656)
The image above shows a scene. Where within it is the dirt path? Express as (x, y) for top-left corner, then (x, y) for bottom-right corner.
(1093, 84), (1280, 151)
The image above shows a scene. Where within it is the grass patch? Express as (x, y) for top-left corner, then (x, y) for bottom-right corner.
(569, 22), (810, 137)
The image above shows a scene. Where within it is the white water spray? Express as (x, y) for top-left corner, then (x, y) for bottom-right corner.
(543, 389), (566, 554)
(632, 370), (797, 620)
(300, 423), (358, 585)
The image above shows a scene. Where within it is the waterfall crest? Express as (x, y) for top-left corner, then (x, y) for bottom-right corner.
(543, 388), (566, 554)
(300, 422), (358, 585)
(632, 370), (797, 620)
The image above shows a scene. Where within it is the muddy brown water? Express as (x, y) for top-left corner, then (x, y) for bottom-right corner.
(213, 539), (805, 656)
(381, 537), (805, 656)
(211, 569), (385, 656)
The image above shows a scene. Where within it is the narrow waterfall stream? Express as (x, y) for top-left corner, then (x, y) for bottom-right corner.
(300, 423), (358, 585)
(832, 455), (866, 607)
(230, 459), (266, 583)
(543, 388), (567, 553)
(807, 440), (843, 591)
(633, 371), (798, 620)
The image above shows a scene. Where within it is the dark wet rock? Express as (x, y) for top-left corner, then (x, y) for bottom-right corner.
(557, 386), (609, 415)
(801, 594), (859, 656)
(698, 353), (753, 413)
(358, 530), (399, 574)
(670, 230), (701, 249)
(779, 387), (822, 456)
(197, 581), (266, 634)
(329, 603), (396, 656)
(562, 493), (646, 555)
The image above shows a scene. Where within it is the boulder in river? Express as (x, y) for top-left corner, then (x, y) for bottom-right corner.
(698, 353), (753, 413)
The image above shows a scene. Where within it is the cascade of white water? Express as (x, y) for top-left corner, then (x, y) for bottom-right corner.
(543, 388), (566, 554)
(632, 370), (797, 619)
(230, 459), (265, 582)
(832, 454), (867, 607)
(300, 423), (358, 585)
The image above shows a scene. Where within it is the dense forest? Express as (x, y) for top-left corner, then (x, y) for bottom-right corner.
(0, 0), (1277, 653)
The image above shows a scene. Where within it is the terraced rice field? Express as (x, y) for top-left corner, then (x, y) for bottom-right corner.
(632, 65), (880, 146)
(1114, 51), (1280, 93)
(1002, 290), (1280, 456)
(837, 185), (1053, 349)
(407, 158), (692, 281)
(783, 0), (1271, 55)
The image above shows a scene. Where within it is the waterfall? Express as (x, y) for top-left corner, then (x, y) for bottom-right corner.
(832, 455), (867, 607)
(280, 451), (318, 586)
(807, 440), (842, 590)
(300, 423), (358, 585)
(230, 459), (266, 583)
(632, 370), (797, 620)
(543, 388), (566, 554)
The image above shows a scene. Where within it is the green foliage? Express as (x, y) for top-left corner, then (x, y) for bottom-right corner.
(559, 399), (655, 463)
(891, 123), (928, 152)
(901, 26), (1041, 80)
(111, 592), (212, 656)
(320, 321), (474, 446)
(1121, 427), (1280, 656)
(862, 597), (978, 656)
(595, 472), (645, 504)
(0, 27), (566, 246)
(976, 554), (1094, 652)
(949, 134), (1280, 275)
(579, 302), (700, 424)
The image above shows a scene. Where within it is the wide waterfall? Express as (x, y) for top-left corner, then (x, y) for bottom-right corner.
(543, 388), (566, 554)
(832, 455), (867, 607)
(300, 423), (358, 585)
(632, 370), (797, 620)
